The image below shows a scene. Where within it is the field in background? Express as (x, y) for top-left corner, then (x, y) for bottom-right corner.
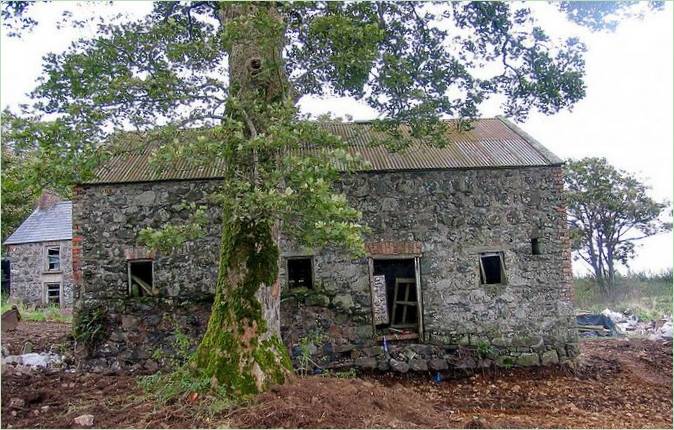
(574, 269), (673, 320)
(0, 295), (72, 323)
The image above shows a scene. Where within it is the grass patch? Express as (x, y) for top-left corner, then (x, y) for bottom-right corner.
(138, 365), (242, 421)
(138, 325), (244, 421)
(1, 294), (72, 323)
(575, 269), (673, 319)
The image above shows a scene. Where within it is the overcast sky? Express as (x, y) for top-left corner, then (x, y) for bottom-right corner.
(2, 2), (672, 274)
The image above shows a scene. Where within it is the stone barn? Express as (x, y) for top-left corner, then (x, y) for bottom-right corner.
(4, 191), (75, 308)
(73, 117), (577, 372)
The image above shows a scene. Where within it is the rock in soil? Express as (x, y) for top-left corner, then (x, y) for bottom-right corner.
(9, 397), (25, 408)
(73, 414), (94, 427)
(1, 321), (672, 429)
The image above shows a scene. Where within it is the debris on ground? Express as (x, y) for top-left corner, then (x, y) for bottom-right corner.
(576, 312), (617, 336)
(0, 321), (70, 355)
(578, 308), (673, 339)
(2, 352), (63, 369)
(601, 308), (639, 334)
(1, 321), (672, 429)
(649, 319), (673, 341)
(73, 414), (95, 427)
(1, 305), (21, 332)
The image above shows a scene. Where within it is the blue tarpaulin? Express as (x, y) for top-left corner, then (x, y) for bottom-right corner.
(576, 313), (618, 336)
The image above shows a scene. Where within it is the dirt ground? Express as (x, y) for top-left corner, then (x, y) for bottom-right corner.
(1, 321), (672, 429)
(2, 321), (71, 355)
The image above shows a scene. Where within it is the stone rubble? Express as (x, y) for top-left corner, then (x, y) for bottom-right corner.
(2, 352), (63, 368)
(73, 414), (95, 427)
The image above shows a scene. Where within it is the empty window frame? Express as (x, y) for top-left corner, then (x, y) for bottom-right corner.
(45, 282), (61, 306)
(128, 260), (154, 297)
(45, 246), (60, 271)
(531, 238), (541, 255)
(479, 252), (506, 285)
(287, 257), (313, 289)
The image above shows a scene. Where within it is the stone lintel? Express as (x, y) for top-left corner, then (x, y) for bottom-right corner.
(124, 247), (156, 261)
(365, 240), (422, 256)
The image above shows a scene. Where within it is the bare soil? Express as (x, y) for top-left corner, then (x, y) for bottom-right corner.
(1, 321), (671, 429)
(2, 321), (70, 355)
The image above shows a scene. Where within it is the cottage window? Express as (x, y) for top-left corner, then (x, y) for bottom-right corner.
(46, 247), (60, 271)
(287, 257), (313, 289)
(45, 283), (61, 306)
(128, 260), (154, 297)
(531, 238), (541, 255)
(479, 252), (506, 285)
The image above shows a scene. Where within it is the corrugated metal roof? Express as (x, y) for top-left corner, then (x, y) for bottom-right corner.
(4, 202), (72, 245)
(85, 117), (561, 185)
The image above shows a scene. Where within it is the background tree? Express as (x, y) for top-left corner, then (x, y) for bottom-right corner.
(1, 1), (665, 395)
(565, 157), (671, 298)
(1, 110), (104, 240)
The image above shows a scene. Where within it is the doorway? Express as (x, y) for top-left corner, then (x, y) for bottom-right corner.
(370, 257), (423, 337)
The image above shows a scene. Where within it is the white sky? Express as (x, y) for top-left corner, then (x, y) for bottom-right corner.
(2, 2), (672, 274)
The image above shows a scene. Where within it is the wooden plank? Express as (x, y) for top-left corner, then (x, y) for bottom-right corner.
(131, 274), (153, 296)
(370, 274), (389, 325)
(376, 333), (419, 341)
(415, 256), (424, 340)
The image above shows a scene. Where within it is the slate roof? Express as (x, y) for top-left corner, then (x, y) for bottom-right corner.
(85, 116), (562, 185)
(4, 202), (72, 245)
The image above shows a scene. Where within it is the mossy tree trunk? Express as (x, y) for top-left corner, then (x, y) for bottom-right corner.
(193, 3), (292, 395)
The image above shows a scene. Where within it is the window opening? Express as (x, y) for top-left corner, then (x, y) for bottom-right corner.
(46, 283), (61, 305)
(128, 260), (154, 297)
(371, 258), (420, 334)
(479, 252), (505, 285)
(287, 257), (313, 289)
(46, 247), (60, 271)
(531, 238), (541, 255)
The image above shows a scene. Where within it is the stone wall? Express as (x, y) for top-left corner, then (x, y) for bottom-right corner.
(5, 240), (74, 307)
(279, 166), (577, 372)
(73, 166), (577, 371)
(72, 180), (222, 371)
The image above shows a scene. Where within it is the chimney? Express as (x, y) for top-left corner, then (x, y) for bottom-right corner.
(36, 190), (62, 210)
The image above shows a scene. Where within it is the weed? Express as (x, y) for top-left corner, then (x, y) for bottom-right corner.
(72, 305), (108, 351)
(475, 340), (495, 360)
(296, 329), (326, 377)
(333, 368), (357, 379)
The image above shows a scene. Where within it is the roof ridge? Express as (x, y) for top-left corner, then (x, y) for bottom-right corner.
(317, 117), (500, 125)
(495, 116), (562, 164)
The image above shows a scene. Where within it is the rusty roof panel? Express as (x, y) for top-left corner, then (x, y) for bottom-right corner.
(84, 117), (560, 185)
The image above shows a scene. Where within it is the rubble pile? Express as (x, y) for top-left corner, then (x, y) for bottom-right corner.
(576, 308), (672, 340)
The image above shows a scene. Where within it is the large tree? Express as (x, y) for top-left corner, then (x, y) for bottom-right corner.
(1, 1), (664, 395)
(565, 158), (671, 297)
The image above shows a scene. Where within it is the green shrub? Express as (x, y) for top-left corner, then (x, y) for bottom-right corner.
(72, 305), (109, 351)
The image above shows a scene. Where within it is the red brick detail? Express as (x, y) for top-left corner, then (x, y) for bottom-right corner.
(72, 235), (83, 284)
(124, 247), (156, 260)
(365, 241), (422, 256)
